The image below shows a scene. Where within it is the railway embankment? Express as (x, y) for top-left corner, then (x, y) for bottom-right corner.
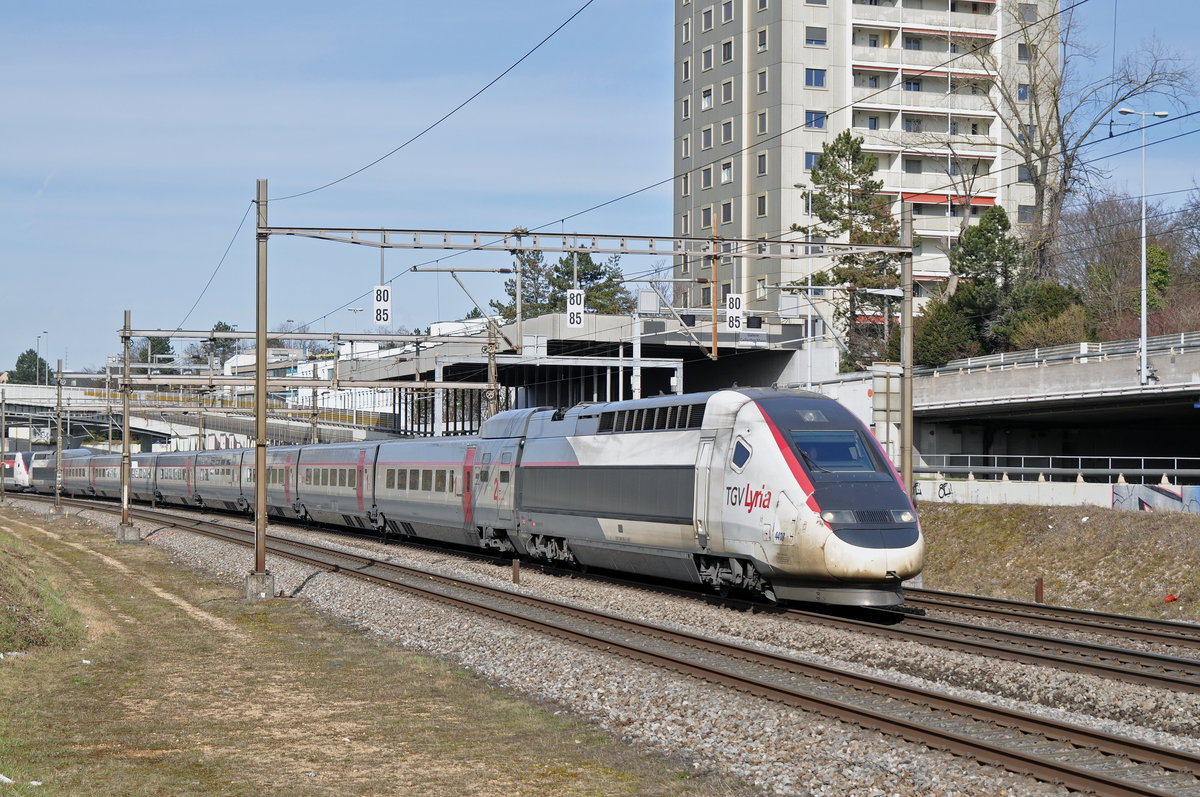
(917, 502), (1200, 622)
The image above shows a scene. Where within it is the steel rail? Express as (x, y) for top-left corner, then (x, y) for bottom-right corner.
(905, 588), (1200, 650)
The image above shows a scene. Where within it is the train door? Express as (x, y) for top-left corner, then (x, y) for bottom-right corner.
(492, 443), (519, 527)
(693, 431), (717, 549)
(462, 446), (476, 531)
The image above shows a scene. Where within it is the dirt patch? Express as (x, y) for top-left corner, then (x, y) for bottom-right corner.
(0, 505), (740, 795)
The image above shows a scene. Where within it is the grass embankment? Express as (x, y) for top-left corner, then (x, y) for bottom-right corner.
(0, 506), (736, 796)
(918, 502), (1200, 622)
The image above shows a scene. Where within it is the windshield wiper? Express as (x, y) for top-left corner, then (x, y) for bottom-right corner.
(796, 447), (832, 473)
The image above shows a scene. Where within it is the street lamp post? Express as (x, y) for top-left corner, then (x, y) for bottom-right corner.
(1118, 107), (1169, 385)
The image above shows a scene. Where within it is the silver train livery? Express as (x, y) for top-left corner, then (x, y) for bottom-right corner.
(38, 389), (924, 606)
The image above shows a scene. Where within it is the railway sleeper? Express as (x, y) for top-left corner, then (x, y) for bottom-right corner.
(526, 534), (578, 566)
(695, 555), (776, 601)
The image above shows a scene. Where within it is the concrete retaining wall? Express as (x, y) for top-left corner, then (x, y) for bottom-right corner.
(913, 477), (1200, 514)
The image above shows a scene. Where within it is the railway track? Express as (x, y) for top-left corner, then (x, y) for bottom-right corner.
(28, 495), (1200, 796)
(904, 588), (1200, 652)
(788, 603), (1200, 695)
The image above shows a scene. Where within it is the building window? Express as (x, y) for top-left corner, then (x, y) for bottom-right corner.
(1017, 164), (1034, 183)
(720, 161), (733, 183)
(681, 213), (691, 235)
(1018, 83), (1033, 101)
(758, 0), (768, 9)
(702, 286), (712, 306)
(721, 201), (733, 224)
(1018, 43), (1037, 62)
(701, 87), (713, 110)
(757, 151), (767, 175)
(702, 6), (713, 31)
(721, 242), (733, 264)
(1018, 3), (1038, 23)
(904, 36), (921, 51)
(805, 110), (826, 129)
(756, 69), (768, 93)
(904, 118), (922, 132)
(701, 206), (713, 229)
(867, 116), (879, 130)
(756, 278), (767, 299)
(681, 134), (690, 158)
(868, 34), (879, 48)
(682, 58), (691, 82)
(701, 126), (713, 149)
(721, 282), (732, 301)
(805, 151), (820, 170)
(721, 39), (734, 63)
(681, 173), (691, 196)
(807, 0), (827, 4)
(867, 75), (880, 89)
(701, 165), (713, 189)
(681, 96), (691, 119)
(806, 68), (826, 87)
(721, 79), (734, 103)
(721, 119), (733, 143)
(757, 111), (767, 134)
(1019, 123), (1037, 142)
(702, 47), (713, 71)
(756, 194), (767, 217)
(681, 19), (691, 44)
(904, 79), (922, 92)
(757, 28), (768, 51)
(1017, 204), (1036, 223)
(806, 26), (827, 46)
(904, 158), (922, 174)
(722, 0), (734, 23)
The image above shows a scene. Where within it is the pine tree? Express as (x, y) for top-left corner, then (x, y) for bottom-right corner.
(804, 130), (902, 370)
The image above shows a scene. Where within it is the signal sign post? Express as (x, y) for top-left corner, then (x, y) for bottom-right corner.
(725, 293), (744, 332)
(373, 285), (391, 326)
(566, 289), (585, 328)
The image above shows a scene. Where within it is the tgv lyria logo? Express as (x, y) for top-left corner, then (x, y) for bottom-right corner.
(727, 483), (772, 514)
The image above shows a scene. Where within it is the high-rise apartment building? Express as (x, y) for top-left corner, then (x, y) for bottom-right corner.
(673, 0), (1055, 329)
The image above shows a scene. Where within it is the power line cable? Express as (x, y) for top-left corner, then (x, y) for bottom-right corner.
(270, 0), (596, 203)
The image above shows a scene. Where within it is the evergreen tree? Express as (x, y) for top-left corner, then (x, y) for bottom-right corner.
(913, 299), (979, 367)
(490, 249), (554, 321)
(547, 252), (635, 316)
(9, 349), (47, 384)
(801, 130), (902, 370)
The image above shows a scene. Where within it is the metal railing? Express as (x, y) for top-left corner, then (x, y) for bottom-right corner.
(917, 453), (1200, 485)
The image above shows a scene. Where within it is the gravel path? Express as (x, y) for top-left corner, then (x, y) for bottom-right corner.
(45, 501), (1200, 795)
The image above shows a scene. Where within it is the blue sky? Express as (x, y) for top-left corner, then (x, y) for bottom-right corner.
(1, 0), (1196, 372)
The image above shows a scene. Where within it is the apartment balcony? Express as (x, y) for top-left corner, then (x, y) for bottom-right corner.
(851, 85), (996, 114)
(850, 48), (993, 81)
(850, 4), (998, 36)
(880, 171), (998, 196)
(855, 126), (997, 153)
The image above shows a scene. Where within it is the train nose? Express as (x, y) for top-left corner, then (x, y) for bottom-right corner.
(823, 526), (925, 580)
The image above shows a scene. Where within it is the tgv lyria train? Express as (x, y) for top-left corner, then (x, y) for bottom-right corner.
(43, 389), (924, 606)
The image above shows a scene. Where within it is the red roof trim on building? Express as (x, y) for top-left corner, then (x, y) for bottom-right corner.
(900, 193), (996, 206)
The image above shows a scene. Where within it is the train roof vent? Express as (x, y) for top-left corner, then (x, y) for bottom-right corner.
(598, 412), (615, 433)
(685, 404), (706, 429)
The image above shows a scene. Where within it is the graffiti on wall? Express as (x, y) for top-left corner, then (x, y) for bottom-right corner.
(1112, 484), (1200, 513)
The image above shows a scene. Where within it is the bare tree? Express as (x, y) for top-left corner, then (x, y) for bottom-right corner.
(964, 3), (1193, 280)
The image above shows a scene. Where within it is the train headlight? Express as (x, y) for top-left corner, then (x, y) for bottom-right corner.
(891, 509), (916, 523)
(821, 509), (856, 524)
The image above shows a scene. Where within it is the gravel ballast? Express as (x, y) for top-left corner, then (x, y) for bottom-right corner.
(32, 500), (1200, 796)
